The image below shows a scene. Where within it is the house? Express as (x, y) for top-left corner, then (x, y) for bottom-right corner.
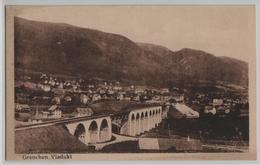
(23, 82), (37, 89)
(49, 80), (56, 86)
(173, 103), (199, 118)
(42, 84), (51, 92)
(99, 89), (106, 94)
(215, 106), (230, 115)
(132, 95), (140, 101)
(88, 84), (95, 88)
(73, 107), (94, 117)
(28, 117), (43, 124)
(116, 93), (124, 100)
(15, 103), (31, 113)
(58, 82), (64, 89)
(123, 96), (131, 101)
(107, 89), (115, 95)
(113, 86), (122, 91)
(51, 97), (61, 105)
(80, 94), (89, 104)
(161, 88), (169, 94)
(48, 105), (62, 118)
(55, 82), (60, 86)
(30, 105), (62, 123)
(72, 84), (78, 90)
(134, 87), (145, 94)
(44, 80), (48, 84)
(152, 95), (161, 101)
(173, 95), (184, 103)
(140, 95), (150, 101)
(40, 73), (47, 79)
(92, 94), (101, 101)
(213, 99), (223, 106)
(204, 106), (216, 115)
(64, 95), (72, 102)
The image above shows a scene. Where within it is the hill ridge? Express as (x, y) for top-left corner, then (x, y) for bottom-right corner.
(14, 17), (248, 87)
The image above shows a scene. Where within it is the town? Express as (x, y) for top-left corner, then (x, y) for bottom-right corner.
(15, 71), (248, 123)
(14, 70), (249, 153)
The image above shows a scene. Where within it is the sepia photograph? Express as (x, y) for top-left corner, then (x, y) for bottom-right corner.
(4, 5), (257, 160)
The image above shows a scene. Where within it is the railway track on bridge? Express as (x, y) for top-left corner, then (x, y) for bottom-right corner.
(15, 114), (111, 131)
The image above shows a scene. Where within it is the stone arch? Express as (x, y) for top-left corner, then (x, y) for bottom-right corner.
(99, 119), (110, 142)
(74, 123), (86, 143)
(156, 109), (160, 124)
(144, 111), (149, 132)
(131, 113), (135, 120)
(145, 111), (148, 117)
(88, 120), (98, 143)
(158, 109), (161, 120)
(136, 113), (140, 120)
(136, 113), (140, 135)
(141, 112), (144, 119)
(156, 109), (161, 124)
(140, 112), (145, 133)
(152, 110), (156, 128)
(129, 113), (136, 136)
(148, 110), (152, 130)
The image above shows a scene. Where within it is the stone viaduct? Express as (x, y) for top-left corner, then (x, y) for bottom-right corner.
(112, 105), (163, 136)
(61, 105), (164, 144)
(65, 116), (112, 144)
(125, 106), (162, 136)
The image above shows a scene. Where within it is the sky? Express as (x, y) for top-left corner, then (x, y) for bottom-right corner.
(15, 6), (255, 62)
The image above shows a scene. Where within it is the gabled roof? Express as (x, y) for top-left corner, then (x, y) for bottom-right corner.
(48, 105), (58, 111)
(16, 103), (30, 109)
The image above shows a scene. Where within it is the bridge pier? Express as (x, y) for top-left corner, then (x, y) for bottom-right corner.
(127, 106), (162, 136)
(66, 106), (163, 142)
(65, 116), (112, 145)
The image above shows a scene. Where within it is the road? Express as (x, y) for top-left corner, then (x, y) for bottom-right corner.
(94, 133), (138, 150)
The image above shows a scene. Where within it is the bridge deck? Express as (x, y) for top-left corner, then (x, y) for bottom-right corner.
(15, 114), (111, 131)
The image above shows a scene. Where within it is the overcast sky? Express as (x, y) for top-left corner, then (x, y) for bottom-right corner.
(16, 6), (255, 62)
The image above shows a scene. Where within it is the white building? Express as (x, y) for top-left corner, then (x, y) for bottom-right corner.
(213, 99), (223, 106)
(80, 94), (89, 104)
(174, 103), (199, 118)
(73, 107), (94, 117)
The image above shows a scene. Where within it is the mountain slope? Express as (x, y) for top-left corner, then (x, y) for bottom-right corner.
(14, 17), (248, 87)
(15, 17), (161, 84)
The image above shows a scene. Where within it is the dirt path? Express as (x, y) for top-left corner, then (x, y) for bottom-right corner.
(95, 133), (138, 150)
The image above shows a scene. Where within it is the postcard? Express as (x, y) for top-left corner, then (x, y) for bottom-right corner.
(5, 5), (257, 160)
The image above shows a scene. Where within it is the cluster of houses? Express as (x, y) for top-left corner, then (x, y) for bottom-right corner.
(16, 73), (179, 106)
(15, 73), (249, 125)
(204, 99), (231, 115)
(38, 73), (81, 92)
(200, 97), (248, 117)
(170, 88), (249, 117)
(15, 102), (96, 124)
(28, 105), (62, 124)
(15, 73), (178, 124)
